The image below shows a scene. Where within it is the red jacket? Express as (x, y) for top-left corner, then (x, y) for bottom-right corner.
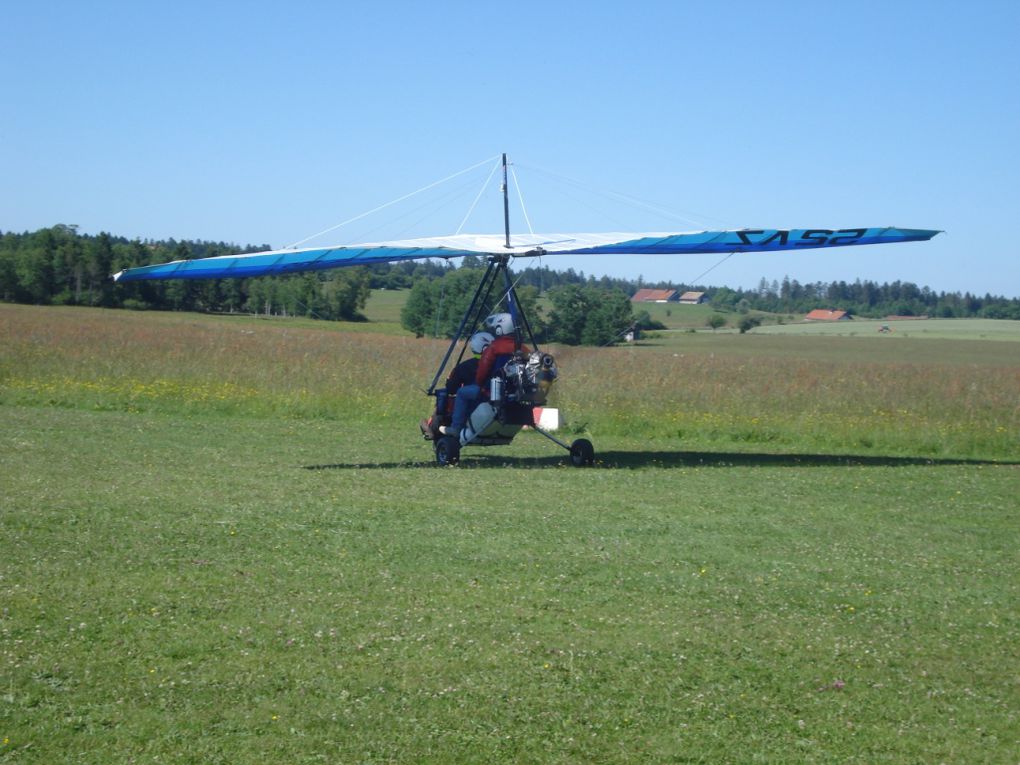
(476, 336), (530, 386)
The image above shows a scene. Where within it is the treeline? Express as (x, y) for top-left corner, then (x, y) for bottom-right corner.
(3, 226), (1018, 323)
(713, 277), (1020, 320)
(0, 226), (445, 320)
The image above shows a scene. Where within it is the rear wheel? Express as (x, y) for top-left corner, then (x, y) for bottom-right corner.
(435, 436), (461, 466)
(569, 438), (595, 467)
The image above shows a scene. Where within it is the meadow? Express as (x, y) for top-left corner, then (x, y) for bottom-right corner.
(1, 302), (1017, 763)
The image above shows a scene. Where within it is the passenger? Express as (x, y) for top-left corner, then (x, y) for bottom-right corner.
(434, 331), (493, 438)
(446, 331), (493, 396)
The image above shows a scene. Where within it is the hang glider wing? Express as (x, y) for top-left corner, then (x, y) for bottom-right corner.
(540, 227), (941, 255)
(111, 227), (940, 282)
(111, 242), (483, 282)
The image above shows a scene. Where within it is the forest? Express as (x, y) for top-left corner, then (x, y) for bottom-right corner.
(0, 226), (447, 321)
(2, 226), (1018, 327)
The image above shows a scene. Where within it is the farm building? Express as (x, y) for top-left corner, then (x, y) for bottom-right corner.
(805, 309), (850, 321)
(631, 288), (678, 303)
(679, 291), (707, 304)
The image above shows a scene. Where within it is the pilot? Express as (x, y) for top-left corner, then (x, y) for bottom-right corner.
(433, 331), (492, 438)
(475, 312), (530, 386)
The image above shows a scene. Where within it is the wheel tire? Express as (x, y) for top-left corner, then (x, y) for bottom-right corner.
(569, 438), (595, 467)
(435, 435), (461, 466)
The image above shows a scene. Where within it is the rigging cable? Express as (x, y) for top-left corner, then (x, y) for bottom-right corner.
(286, 154), (502, 249)
(455, 157), (502, 235)
(516, 161), (735, 230)
(687, 251), (736, 285)
(508, 160), (535, 235)
(599, 321), (639, 348)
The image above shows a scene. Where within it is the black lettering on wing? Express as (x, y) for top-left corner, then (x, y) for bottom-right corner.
(734, 230), (764, 245)
(796, 230), (834, 246)
(829, 228), (867, 245)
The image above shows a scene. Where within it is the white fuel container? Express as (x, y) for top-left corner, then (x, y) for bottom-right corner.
(461, 402), (497, 444)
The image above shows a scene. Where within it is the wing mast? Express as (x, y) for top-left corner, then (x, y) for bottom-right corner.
(501, 152), (511, 249)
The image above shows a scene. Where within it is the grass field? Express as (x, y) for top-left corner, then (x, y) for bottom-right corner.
(750, 318), (1020, 342)
(361, 289), (409, 335)
(1, 302), (1018, 763)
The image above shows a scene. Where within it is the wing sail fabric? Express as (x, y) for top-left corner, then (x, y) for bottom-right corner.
(548, 227), (941, 255)
(112, 227), (941, 282)
(111, 243), (482, 282)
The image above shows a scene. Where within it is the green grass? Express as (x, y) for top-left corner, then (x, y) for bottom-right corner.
(638, 329), (1020, 367)
(1, 303), (1019, 762)
(751, 317), (1020, 341)
(362, 288), (411, 333)
(634, 301), (721, 330)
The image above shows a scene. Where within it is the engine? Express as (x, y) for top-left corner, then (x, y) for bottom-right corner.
(498, 351), (558, 406)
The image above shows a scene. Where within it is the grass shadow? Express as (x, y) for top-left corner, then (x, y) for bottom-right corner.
(304, 450), (1018, 470)
(590, 450), (1018, 469)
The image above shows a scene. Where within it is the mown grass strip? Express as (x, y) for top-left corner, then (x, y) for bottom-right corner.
(1, 406), (1017, 763)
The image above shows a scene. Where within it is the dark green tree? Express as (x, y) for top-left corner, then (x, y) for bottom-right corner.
(15, 242), (53, 303)
(706, 314), (727, 331)
(322, 268), (372, 320)
(582, 289), (632, 346)
(400, 278), (435, 337)
(50, 226), (83, 304)
(163, 243), (198, 310)
(738, 316), (761, 333)
(0, 235), (19, 301)
(85, 232), (115, 306)
(547, 285), (633, 345)
(428, 268), (491, 338)
(546, 285), (588, 345)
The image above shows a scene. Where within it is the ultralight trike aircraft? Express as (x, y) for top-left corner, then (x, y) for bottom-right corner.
(113, 154), (940, 466)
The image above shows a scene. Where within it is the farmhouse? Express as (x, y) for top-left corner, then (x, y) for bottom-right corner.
(679, 291), (707, 304)
(805, 309), (850, 321)
(631, 288), (678, 303)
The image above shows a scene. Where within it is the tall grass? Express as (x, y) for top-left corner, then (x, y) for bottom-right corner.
(556, 345), (1018, 458)
(1, 305), (430, 421)
(2, 304), (1017, 459)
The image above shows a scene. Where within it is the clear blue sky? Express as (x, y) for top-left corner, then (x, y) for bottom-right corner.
(3, 1), (1018, 296)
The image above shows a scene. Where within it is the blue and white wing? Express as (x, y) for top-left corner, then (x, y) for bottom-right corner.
(112, 228), (941, 282)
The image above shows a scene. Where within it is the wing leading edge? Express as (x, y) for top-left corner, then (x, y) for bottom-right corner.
(111, 227), (941, 282)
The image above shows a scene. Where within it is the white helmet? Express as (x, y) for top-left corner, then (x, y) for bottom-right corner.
(469, 331), (494, 354)
(484, 312), (515, 337)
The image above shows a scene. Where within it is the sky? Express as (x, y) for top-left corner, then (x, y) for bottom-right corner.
(2, 0), (1018, 296)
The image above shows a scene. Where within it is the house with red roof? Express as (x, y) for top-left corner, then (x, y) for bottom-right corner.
(805, 309), (850, 321)
(631, 288), (678, 303)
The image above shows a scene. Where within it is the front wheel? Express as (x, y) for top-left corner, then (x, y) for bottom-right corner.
(435, 436), (461, 466)
(569, 438), (595, 467)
